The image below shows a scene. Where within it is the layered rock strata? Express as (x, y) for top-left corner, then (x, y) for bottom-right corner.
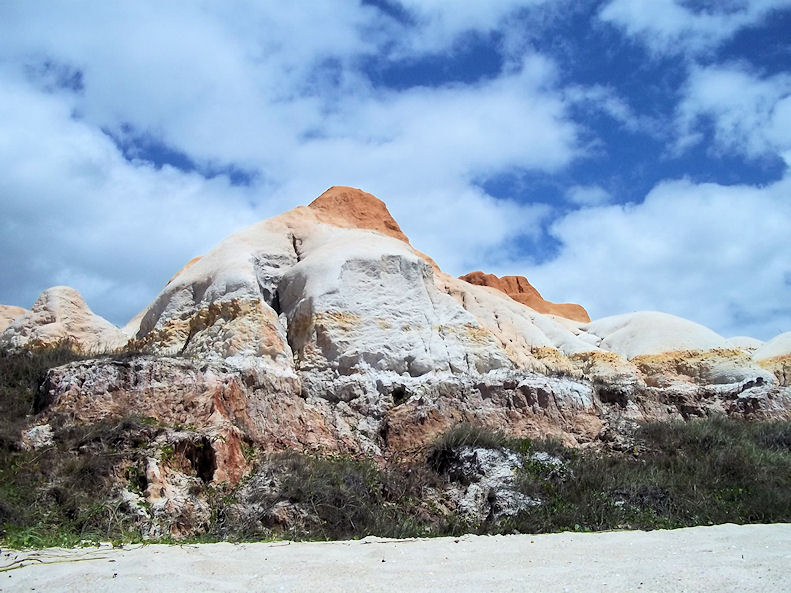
(459, 271), (590, 322)
(8, 187), (790, 525)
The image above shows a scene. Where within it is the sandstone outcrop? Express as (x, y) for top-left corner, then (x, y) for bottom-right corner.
(459, 271), (590, 322)
(33, 189), (791, 450)
(0, 304), (27, 333)
(308, 186), (411, 244)
(9, 187), (790, 535)
(0, 286), (127, 353)
(754, 331), (791, 387)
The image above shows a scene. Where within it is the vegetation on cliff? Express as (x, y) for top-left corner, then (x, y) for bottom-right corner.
(1, 347), (790, 547)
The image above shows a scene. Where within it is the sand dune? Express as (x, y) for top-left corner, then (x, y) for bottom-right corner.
(3, 524), (790, 593)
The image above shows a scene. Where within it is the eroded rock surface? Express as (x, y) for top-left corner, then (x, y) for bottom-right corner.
(433, 445), (538, 522)
(0, 286), (126, 353)
(0, 304), (27, 333)
(12, 187), (791, 536)
(459, 271), (590, 322)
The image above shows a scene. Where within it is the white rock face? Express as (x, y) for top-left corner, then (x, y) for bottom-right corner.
(0, 286), (126, 353)
(582, 311), (728, 359)
(439, 274), (598, 363)
(726, 336), (764, 351)
(0, 305), (27, 333)
(20, 187), (791, 467)
(133, 205), (518, 379)
(130, 211), (304, 369)
(280, 228), (513, 377)
(753, 332), (791, 361)
(444, 446), (537, 520)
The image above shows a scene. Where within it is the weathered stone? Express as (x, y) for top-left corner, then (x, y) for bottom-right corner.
(21, 423), (54, 450)
(438, 446), (538, 522)
(0, 286), (126, 353)
(460, 271), (590, 322)
(0, 304), (26, 333)
(13, 186), (791, 521)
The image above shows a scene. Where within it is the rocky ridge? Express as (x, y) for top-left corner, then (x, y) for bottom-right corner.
(2, 186), (790, 536)
(0, 304), (27, 333)
(0, 286), (126, 352)
(458, 271), (589, 322)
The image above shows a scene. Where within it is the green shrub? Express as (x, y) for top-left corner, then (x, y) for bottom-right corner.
(242, 452), (436, 540)
(3, 345), (790, 545)
(427, 424), (511, 476)
(507, 417), (791, 533)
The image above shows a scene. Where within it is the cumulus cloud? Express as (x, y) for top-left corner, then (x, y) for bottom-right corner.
(676, 63), (791, 159)
(599, 0), (788, 57)
(386, 0), (550, 54)
(0, 1), (582, 325)
(0, 75), (264, 324)
(1, 1), (788, 343)
(565, 185), (613, 206)
(523, 174), (791, 340)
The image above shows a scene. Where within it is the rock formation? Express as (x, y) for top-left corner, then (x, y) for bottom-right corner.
(4, 186), (790, 536)
(0, 304), (27, 333)
(308, 186), (411, 244)
(754, 331), (791, 387)
(459, 271), (590, 322)
(0, 286), (126, 352)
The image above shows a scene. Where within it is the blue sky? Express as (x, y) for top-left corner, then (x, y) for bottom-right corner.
(1, 0), (790, 340)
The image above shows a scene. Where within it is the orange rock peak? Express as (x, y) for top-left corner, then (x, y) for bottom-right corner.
(460, 271), (590, 323)
(308, 186), (411, 244)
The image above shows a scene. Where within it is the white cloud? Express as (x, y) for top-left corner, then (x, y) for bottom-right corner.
(1, 1), (786, 344)
(565, 185), (613, 206)
(0, 2), (583, 325)
(563, 84), (662, 138)
(388, 0), (550, 54)
(522, 174), (791, 340)
(599, 0), (788, 56)
(0, 76), (266, 324)
(676, 64), (791, 159)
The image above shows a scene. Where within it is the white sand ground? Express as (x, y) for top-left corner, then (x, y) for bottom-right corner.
(2, 524), (789, 593)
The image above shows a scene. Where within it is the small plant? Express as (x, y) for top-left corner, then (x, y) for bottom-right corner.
(429, 424), (508, 454)
(241, 441), (257, 462)
(426, 424), (512, 476)
(159, 444), (176, 464)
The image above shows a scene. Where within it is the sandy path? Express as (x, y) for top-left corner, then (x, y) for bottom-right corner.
(2, 523), (789, 593)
